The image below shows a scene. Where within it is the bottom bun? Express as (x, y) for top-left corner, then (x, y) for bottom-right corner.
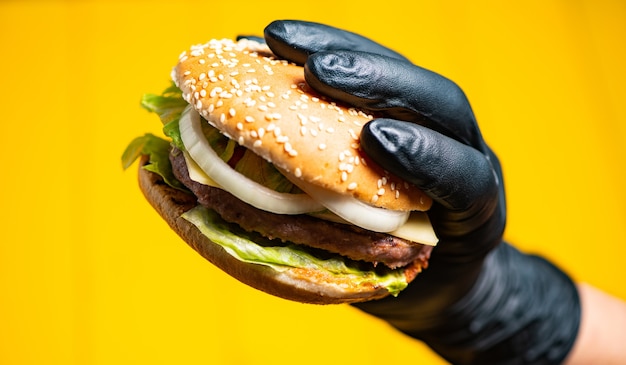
(137, 155), (418, 304)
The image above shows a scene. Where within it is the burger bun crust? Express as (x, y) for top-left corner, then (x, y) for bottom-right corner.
(173, 38), (431, 212)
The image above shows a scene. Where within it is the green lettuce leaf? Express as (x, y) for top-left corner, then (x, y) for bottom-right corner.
(141, 83), (188, 150)
(121, 133), (188, 191)
(140, 82), (187, 125)
(182, 206), (409, 296)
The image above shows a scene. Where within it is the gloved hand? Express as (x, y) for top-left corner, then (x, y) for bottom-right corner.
(262, 20), (581, 365)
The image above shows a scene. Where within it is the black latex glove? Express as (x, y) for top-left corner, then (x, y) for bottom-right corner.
(265, 18), (504, 315)
(263, 20), (580, 365)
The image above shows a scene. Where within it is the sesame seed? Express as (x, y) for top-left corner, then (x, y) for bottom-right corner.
(347, 182), (358, 190)
(245, 116), (255, 123)
(341, 172), (348, 182)
(229, 108), (236, 117)
(294, 168), (302, 178)
(220, 113), (226, 124)
(253, 140), (262, 148)
(318, 143), (326, 150)
(297, 113), (307, 124)
(210, 87), (221, 98)
(378, 188), (386, 196)
(236, 122), (243, 131)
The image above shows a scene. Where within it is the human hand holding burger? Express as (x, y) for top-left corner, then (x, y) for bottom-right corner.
(262, 20), (581, 364)
(123, 19), (626, 365)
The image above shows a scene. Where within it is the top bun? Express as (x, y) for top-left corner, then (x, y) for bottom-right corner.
(172, 38), (431, 212)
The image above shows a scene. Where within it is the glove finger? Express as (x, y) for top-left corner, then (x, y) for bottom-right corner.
(263, 20), (408, 65)
(306, 51), (485, 149)
(360, 118), (498, 212)
(236, 35), (266, 44)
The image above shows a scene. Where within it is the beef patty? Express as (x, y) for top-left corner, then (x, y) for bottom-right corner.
(170, 147), (431, 269)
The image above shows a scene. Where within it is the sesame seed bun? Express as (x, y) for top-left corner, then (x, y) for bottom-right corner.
(137, 155), (419, 304)
(172, 38), (431, 212)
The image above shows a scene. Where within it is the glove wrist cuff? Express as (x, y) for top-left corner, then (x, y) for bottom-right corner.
(413, 243), (580, 365)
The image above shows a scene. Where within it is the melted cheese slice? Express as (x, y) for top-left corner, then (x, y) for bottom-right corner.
(183, 151), (220, 187)
(390, 213), (438, 246)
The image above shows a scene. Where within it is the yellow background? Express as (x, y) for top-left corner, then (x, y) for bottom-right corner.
(1, 1), (625, 364)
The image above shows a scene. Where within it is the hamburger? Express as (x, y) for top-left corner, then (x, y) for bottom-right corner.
(122, 38), (437, 304)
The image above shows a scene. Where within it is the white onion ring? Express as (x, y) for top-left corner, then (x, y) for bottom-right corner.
(283, 171), (410, 233)
(179, 106), (324, 215)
